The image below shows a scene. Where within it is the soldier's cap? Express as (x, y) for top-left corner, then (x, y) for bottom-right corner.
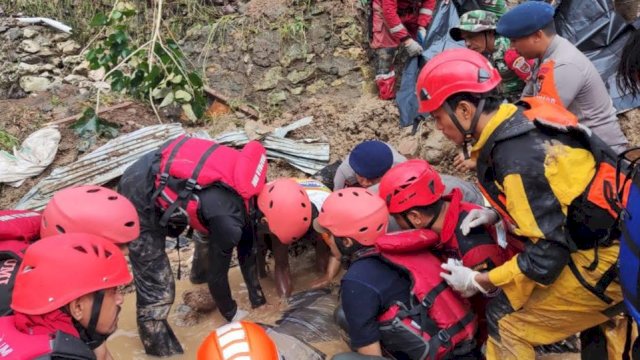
(450, 10), (499, 42)
(497, 1), (555, 39)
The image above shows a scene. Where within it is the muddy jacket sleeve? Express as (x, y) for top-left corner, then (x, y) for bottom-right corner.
(487, 137), (575, 287)
(381, 0), (411, 42)
(417, 0), (436, 28)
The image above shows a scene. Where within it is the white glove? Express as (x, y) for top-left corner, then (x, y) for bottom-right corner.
(404, 38), (424, 57)
(440, 259), (485, 298)
(417, 27), (427, 45)
(459, 208), (500, 236)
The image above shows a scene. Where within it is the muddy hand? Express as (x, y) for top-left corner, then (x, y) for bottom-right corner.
(454, 152), (477, 172)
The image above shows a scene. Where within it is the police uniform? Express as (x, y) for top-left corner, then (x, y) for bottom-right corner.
(497, 1), (629, 153)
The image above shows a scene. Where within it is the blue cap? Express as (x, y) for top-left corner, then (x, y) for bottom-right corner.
(348, 140), (393, 180)
(497, 1), (555, 38)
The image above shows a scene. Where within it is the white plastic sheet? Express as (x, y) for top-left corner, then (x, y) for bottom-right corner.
(0, 127), (61, 187)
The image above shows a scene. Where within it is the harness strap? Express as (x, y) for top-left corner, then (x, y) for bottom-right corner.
(427, 311), (475, 360)
(87, 290), (104, 336)
(593, 260), (619, 299)
(568, 259), (614, 304)
(151, 137), (190, 206)
(158, 143), (221, 228)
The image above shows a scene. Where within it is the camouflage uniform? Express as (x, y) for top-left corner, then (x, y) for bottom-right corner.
(450, 10), (531, 102)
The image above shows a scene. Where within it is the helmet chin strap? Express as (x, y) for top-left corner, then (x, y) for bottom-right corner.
(443, 98), (486, 159)
(401, 200), (443, 230)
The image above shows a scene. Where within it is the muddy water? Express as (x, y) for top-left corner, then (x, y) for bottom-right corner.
(107, 250), (349, 359)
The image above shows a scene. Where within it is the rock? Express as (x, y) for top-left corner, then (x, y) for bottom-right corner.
(57, 40), (80, 55)
(20, 39), (41, 53)
(254, 66), (282, 91)
(252, 31), (281, 67)
(279, 43), (307, 67)
(62, 55), (84, 67)
(290, 86), (304, 95)
(72, 61), (90, 76)
(269, 90), (288, 104)
(287, 66), (316, 84)
(39, 103), (54, 112)
(183, 288), (217, 313)
(5, 28), (22, 41)
(397, 137), (420, 158)
(334, 16), (355, 28)
(340, 24), (362, 47)
(0, 25), (7, 33)
(331, 79), (345, 87)
(306, 79), (326, 94)
(222, 4), (237, 14)
(319, 57), (357, 77)
(20, 76), (52, 92)
(33, 35), (51, 48)
(17, 62), (55, 74)
(88, 67), (106, 82)
(64, 74), (88, 84)
(22, 28), (38, 39)
(173, 304), (202, 327)
(37, 48), (55, 57)
(52, 33), (71, 42)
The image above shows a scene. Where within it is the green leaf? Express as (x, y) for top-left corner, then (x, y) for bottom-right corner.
(111, 11), (123, 20)
(188, 72), (203, 88)
(121, 8), (136, 17)
(192, 93), (206, 119)
(175, 90), (192, 102)
(182, 104), (198, 122)
(90, 13), (108, 27)
(71, 108), (120, 141)
(159, 92), (175, 108)
(145, 66), (162, 88)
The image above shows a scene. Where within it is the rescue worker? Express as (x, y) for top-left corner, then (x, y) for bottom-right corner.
(378, 159), (514, 344)
(118, 135), (269, 356)
(314, 188), (477, 359)
(0, 233), (132, 359)
(370, 0), (436, 99)
(333, 140), (484, 205)
(497, 1), (629, 153)
(0, 185), (140, 360)
(449, 10), (533, 102)
(198, 321), (280, 360)
(257, 178), (332, 298)
(415, 47), (624, 359)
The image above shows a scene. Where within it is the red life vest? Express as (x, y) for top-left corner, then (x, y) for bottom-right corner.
(370, 230), (477, 360)
(0, 316), (51, 359)
(0, 210), (40, 317)
(153, 136), (268, 233)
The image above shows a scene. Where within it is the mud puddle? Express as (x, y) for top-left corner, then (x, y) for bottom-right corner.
(107, 250), (349, 359)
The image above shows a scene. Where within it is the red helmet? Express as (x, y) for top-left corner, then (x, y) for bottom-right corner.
(416, 48), (501, 113)
(314, 188), (388, 246)
(198, 321), (280, 360)
(257, 178), (312, 244)
(11, 233), (132, 315)
(41, 185), (139, 244)
(378, 159), (445, 214)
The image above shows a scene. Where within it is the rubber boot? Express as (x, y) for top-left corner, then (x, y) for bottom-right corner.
(375, 71), (396, 100)
(190, 231), (209, 285)
(239, 251), (267, 308)
(138, 319), (184, 356)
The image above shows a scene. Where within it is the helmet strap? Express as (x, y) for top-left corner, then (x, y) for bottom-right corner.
(444, 97), (486, 159)
(87, 289), (104, 335)
(423, 200), (444, 230)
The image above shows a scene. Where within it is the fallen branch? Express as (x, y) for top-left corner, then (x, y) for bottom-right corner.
(204, 86), (259, 119)
(43, 102), (134, 127)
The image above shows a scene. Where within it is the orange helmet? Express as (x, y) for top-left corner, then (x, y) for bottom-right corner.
(257, 178), (312, 244)
(198, 321), (280, 360)
(314, 188), (388, 246)
(40, 185), (139, 244)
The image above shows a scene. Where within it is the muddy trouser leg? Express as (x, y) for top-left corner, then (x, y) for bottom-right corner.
(486, 245), (623, 360)
(128, 221), (183, 356)
(238, 224), (266, 308)
(119, 152), (183, 356)
(190, 231), (210, 284)
(208, 237), (237, 321)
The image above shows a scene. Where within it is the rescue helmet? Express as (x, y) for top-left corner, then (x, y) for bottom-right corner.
(313, 188), (388, 246)
(416, 48), (501, 113)
(40, 185), (140, 244)
(11, 233), (132, 315)
(378, 159), (446, 214)
(257, 178), (312, 244)
(197, 321), (280, 360)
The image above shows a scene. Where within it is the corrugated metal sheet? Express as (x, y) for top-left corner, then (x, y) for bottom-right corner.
(15, 124), (184, 210)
